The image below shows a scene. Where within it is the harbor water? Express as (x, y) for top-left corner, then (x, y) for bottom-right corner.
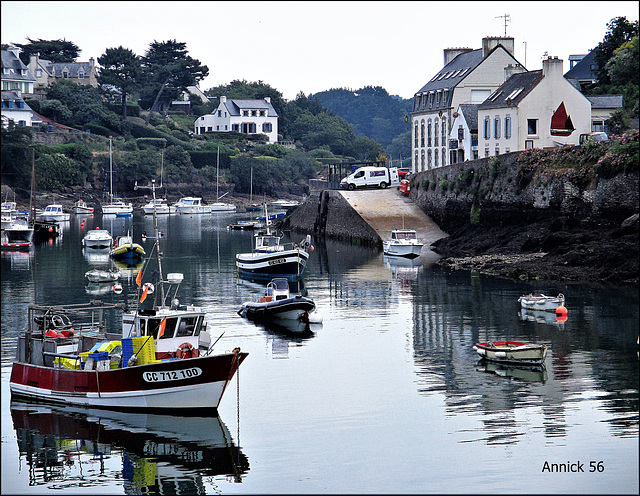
(1, 211), (638, 494)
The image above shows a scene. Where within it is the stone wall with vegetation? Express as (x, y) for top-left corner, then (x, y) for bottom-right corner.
(409, 132), (639, 233)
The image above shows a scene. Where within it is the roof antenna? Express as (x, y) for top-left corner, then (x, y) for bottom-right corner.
(495, 13), (510, 37)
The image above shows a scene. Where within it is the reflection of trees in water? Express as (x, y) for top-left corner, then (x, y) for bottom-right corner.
(409, 266), (638, 441)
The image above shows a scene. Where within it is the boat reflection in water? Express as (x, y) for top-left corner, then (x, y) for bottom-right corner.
(10, 399), (249, 492)
(519, 308), (567, 328)
(476, 360), (548, 383)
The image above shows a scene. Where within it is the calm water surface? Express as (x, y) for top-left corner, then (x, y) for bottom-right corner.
(1, 211), (638, 494)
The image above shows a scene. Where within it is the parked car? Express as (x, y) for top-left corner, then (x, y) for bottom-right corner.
(399, 177), (411, 195)
(579, 132), (609, 145)
(397, 168), (412, 179)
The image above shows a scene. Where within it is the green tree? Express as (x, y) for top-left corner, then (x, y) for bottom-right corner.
(142, 40), (209, 124)
(593, 17), (639, 86)
(97, 46), (144, 120)
(39, 99), (73, 123)
(46, 79), (121, 131)
(15, 37), (79, 64)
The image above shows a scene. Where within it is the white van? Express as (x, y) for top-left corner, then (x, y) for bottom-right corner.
(340, 167), (399, 190)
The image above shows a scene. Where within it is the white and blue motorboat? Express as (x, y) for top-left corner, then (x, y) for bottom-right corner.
(238, 278), (321, 323)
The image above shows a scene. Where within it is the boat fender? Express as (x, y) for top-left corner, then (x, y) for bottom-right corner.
(476, 347), (486, 356)
(176, 342), (195, 359)
(495, 351), (507, 358)
(45, 329), (60, 338)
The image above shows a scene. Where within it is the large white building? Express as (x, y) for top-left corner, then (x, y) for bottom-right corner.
(194, 96), (278, 143)
(478, 56), (592, 155)
(410, 37), (522, 172)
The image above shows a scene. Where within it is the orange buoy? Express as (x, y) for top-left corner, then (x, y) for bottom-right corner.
(556, 305), (567, 316)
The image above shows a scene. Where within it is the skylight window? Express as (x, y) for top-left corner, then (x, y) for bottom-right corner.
(488, 90), (503, 101)
(506, 88), (524, 100)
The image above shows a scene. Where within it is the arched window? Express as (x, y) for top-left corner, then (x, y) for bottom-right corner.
(434, 147), (439, 167)
(420, 120), (425, 147)
(427, 119), (432, 147)
(414, 151), (418, 169)
(420, 149), (425, 170)
(414, 123), (418, 148)
(427, 149), (432, 168)
(442, 148), (446, 167)
(434, 118), (439, 147)
(441, 117), (446, 145)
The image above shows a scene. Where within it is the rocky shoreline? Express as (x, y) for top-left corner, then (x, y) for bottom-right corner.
(430, 214), (639, 287)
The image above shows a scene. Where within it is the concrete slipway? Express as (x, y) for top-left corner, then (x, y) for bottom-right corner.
(339, 188), (449, 262)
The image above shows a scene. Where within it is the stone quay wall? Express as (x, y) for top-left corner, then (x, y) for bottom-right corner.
(409, 152), (639, 233)
(279, 189), (381, 246)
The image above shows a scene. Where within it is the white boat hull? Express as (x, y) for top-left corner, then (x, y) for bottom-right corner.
(39, 213), (70, 222)
(82, 231), (113, 249)
(236, 249), (309, 279)
(177, 206), (212, 214)
(518, 293), (565, 312)
(210, 203), (237, 212)
(383, 242), (423, 258)
(102, 204), (133, 215)
(474, 341), (547, 365)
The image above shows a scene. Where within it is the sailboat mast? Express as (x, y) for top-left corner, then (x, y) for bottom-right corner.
(250, 167), (253, 204)
(216, 146), (220, 201)
(151, 180), (166, 306)
(30, 149), (35, 223)
(109, 136), (113, 202)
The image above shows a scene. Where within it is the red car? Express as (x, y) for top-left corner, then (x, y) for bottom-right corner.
(399, 178), (411, 195)
(397, 168), (412, 179)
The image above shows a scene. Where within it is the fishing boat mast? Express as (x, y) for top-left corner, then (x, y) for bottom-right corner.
(136, 178), (166, 306)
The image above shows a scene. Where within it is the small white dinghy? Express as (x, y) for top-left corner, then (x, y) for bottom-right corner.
(85, 268), (120, 283)
(518, 293), (565, 313)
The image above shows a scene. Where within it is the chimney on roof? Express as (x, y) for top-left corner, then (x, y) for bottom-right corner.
(482, 36), (514, 58)
(7, 44), (21, 60)
(220, 95), (227, 103)
(264, 96), (271, 103)
(504, 63), (526, 82)
(542, 56), (563, 79)
(443, 47), (473, 66)
(89, 57), (95, 67)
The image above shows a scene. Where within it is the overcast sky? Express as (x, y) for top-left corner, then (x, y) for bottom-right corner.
(2, 1), (638, 100)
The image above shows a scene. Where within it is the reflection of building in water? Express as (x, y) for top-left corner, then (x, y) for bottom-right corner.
(11, 401), (249, 493)
(408, 267), (639, 442)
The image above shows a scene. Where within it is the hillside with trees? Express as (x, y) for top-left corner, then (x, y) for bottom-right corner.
(310, 86), (412, 165)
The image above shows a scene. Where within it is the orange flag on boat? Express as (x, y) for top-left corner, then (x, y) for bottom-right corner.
(140, 284), (149, 303)
(135, 270), (142, 287)
(158, 317), (167, 338)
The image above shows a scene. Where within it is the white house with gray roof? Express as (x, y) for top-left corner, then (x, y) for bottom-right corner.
(194, 96), (278, 143)
(410, 37), (522, 172)
(1, 46), (35, 94)
(478, 56), (591, 156)
(1, 90), (42, 128)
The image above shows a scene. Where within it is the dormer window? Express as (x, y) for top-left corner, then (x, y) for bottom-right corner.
(63, 71), (69, 78)
(79, 72), (85, 79)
